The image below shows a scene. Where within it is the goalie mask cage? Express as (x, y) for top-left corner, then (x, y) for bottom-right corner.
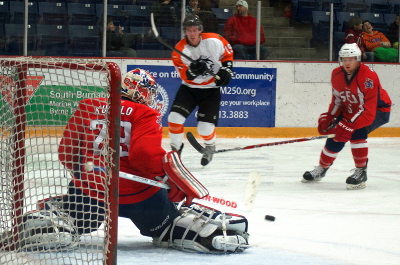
(0, 58), (121, 265)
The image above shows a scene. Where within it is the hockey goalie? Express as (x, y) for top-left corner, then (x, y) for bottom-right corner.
(20, 68), (250, 253)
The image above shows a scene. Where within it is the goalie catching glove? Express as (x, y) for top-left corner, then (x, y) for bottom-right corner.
(163, 150), (209, 205)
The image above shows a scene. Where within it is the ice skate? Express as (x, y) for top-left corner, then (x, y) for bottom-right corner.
(302, 166), (328, 183)
(346, 167), (367, 190)
(201, 144), (215, 166)
(171, 143), (184, 155)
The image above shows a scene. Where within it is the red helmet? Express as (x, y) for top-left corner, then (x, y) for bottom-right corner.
(121, 68), (158, 107)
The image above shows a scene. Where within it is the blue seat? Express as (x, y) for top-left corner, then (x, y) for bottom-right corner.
(68, 25), (100, 56)
(36, 24), (69, 56)
(96, 4), (126, 27)
(334, 31), (346, 60)
(211, 8), (233, 22)
(5, 24), (37, 55)
(38, 2), (68, 25)
(0, 1), (11, 25)
(320, 0), (343, 12)
(130, 26), (148, 35)
(342, 0), (369, 13)
(109, 0), (133, 4)
(364, 0), (393, 14)
(124, 9), (150, 28)
(67, 3), (98, 25)
(294, 1), (320, 23)
(337, 11), (360, 31)
(311, 11), (339, 45)
(384, 13), (398, 26)
(10, 2), (40, 24)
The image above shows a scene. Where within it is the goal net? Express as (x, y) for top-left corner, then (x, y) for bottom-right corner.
(0, 58), (121, 265)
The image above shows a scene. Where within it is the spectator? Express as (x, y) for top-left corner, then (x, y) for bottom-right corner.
(102, 17), (138, 57)
(344, 17), (373, 62)
(223, 0), (268, 60)
(186, 0), (200, 15)
(198, 0), (219, 11)
(362, 20), (398, 62)
(386, 15), (399, 50)
(151, 0), (179, 27)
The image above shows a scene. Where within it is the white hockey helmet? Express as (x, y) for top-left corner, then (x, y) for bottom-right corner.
(338, 43), (362, 64)
(121, 68), (158, 107)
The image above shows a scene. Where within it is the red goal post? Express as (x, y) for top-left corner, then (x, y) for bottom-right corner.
(0, 58), (121, 264)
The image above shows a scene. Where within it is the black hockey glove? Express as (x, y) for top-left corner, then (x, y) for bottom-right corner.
(188, 59), (208, 77)
(215, 67), (233, 87)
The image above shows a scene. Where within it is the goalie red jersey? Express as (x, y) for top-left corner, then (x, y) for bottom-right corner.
(58, 98), (165, 204)
(328, 63), (391, 129)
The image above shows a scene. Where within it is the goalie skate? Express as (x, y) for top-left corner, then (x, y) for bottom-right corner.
(212, 234), (249, 253)
(21, 208), (79, 251)
(346, 167), (367, 190)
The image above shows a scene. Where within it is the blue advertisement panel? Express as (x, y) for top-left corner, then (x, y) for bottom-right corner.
(127, 65), (276, 127)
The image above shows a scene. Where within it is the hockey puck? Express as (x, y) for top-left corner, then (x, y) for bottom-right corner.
(265, 215), (275, 221)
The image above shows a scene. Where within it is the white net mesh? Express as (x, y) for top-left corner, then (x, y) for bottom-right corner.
(0, 58), (120, 265)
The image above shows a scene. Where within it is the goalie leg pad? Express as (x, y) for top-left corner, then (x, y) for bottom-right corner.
(21, 209), (79, 251)
(163, 151), (209, 199)
(153, 203), (250, 253)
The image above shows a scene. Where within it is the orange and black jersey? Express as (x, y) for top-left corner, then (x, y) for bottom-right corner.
(172, 33), (233, 88)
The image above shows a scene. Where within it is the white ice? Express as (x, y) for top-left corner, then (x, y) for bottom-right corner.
(115, 137), (400, 265)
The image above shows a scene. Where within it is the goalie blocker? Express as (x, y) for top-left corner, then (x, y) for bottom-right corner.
(22, 151), (249, 253)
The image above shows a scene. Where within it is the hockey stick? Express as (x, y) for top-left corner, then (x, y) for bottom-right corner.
(119, 171), (260, 214)
(187, 132), (335, 155)
(150, 13), (220, 80)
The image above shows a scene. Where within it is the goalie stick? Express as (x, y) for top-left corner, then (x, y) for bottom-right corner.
(150, 13), (220, 80)
(187, 132), (336, 155)
(119, 171), (261, 214)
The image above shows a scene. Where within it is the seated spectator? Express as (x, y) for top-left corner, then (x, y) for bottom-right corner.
(362, 20), (398, 62)
(344, 17), (373, 62)
(102, 17), (138, 57)
(151, 0), (179, 27)
(186, 0), (201, 15)
(223, 0), (268, 60)
(198, 0), (219, 11)
(386, 15), (399, 50)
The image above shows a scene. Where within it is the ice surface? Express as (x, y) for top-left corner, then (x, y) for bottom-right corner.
(116, 137), (400, 265)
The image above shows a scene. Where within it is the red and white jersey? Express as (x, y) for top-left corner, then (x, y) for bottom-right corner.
(58, 97), (165, 204)
(172, 33), (233, 88)
(328, 63), (392, 129)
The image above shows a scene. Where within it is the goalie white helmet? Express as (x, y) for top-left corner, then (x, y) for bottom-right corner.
(339, 43), (362, 64)
(121, 68), (158, 107)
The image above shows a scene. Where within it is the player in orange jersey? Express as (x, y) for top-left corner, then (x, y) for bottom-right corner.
(168, 15), (234, 166)
(302, 43), (392, 190)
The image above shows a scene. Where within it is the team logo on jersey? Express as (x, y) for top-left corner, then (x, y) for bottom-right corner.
(151, 84), (169, 117)
(198, 56), (214, 75)
(364, 78), (373, 89)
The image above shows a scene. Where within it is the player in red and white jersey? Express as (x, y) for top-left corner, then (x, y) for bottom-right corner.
(23, 69), (250, 253)
(168, 14), (234, 166)
(302, 43), (391, 190)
